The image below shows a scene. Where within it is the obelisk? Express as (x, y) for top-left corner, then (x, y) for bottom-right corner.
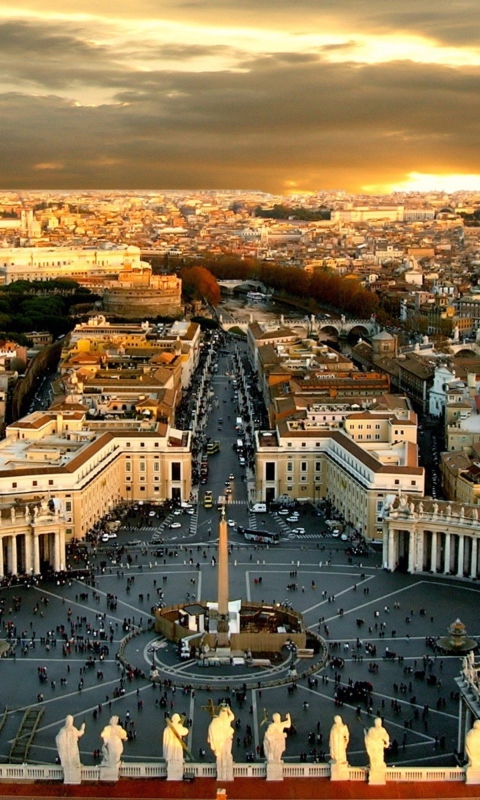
(216, 506), (230, 648)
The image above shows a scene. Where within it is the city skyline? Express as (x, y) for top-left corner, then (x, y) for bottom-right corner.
(1, 1), (480, 194)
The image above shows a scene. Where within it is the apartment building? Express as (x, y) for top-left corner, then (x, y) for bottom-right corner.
(0, 245), (145, 284)
(255, 413), (424, 540)
(0, 407), (191, 575)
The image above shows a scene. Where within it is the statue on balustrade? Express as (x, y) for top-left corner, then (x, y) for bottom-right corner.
(163, 713), (189, 780)
(365, 717), (390, 771)
(100, 715), (127, 779)
(466, 720), (480, 771)
(208, 705), (235, 781)
(263, 712), (291, 763)
(55, 714), (85, 784)
(329, 715), (349, 765)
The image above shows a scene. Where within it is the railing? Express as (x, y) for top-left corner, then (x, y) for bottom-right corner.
(0, 761), (467, 783)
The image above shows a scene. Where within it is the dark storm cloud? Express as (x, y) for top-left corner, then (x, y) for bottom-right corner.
(1, 56), (480, 191)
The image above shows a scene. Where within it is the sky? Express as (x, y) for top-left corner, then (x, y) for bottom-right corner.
(1, 0), (480, 195)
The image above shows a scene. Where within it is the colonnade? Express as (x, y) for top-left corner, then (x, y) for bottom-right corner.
(385, 525), (480, 577)
(0, 505), (67, 577)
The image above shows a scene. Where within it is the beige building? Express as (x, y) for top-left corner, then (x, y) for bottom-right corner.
(255, 410), (423, 540)
(0, 244), (146, 284)
(0, 406), (191, 575)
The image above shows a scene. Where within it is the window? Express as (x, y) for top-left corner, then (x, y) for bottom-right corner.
(411, 480), (416, 486)
(287, 475), (293, 482)
(141, 443), (145, 448)
(33, 480), (38, 487)
(154, 462), (160, 472)
(171, 463), (181, 481)
(48, 480), (54, 486)
(394, 479), (400, 485)
(301, 462), (307, 472)
(140, 462), (146, 472)
(125, 462), (131, 471)
(126, 442), (131, 448)
(66, 501), (72, 512)
(265, 462), (275, 481)
(315, 462), (321, 472)
(287, 462), (293, 472)
(12, 482), (17, 488)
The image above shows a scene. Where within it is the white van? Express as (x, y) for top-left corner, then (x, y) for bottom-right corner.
(251, 502), (267, 513)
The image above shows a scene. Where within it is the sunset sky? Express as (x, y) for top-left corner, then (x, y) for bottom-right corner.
(2, 0), (480, 194)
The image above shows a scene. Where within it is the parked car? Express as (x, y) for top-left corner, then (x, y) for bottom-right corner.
(169, 522), (182, 529)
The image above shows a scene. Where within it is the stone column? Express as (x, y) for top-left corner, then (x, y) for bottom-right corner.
(457, 535), (465, 577)
(33, 535), (41, 574)
(471, 537), (478, 580)
(58, 530), (66, 571)
(444, 533), (451, 574)
(10, 537), (17, 575)
(387, 529), (396, 571)
(430, 531), (437, 573)
(54, 533), (61, 572)
(417, 527), (425, 571)
(24, 532), (33, 575)
(0, 539), (4, 578)
(408, 529), (416, 573)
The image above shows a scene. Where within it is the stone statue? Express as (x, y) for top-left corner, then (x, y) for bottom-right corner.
(263, 712), (291, 763)
(473, 508), (479, 523)
(433, 503), (438, 515)
(208, 705), (235, 781)
(399, 493), (408, 510)
(163, 713), (189, 780)
(329, 715), (349, 765)
(446, 504), (452, 517)
(55, 714), (85, 784)
(365, 718), (390, 772)
(466, 720), (480, 772)
(418, 501), (423, 515)
(24, 505), (30, 519)
(10, 506), (15, 522)
(100, 715), (127, 779)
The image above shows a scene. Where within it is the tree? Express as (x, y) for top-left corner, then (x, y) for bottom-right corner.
(180, 266), (220, 306)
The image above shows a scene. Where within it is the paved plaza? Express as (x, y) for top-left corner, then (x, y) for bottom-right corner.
(0, 524), (478, 771)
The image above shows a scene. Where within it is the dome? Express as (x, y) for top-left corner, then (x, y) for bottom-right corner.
(372, 330), (394, 341)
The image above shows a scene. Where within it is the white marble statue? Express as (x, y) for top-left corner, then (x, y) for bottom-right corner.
(263, 712), (291, 763)
(365, 717), (390, 772)
(208, 705), (235, 781)
(466, 720), (480, 768)
(163, 713), (189, 780)
(55, 715), (85, 784)
(100, 715), (127, 779)
(329, 715), (349, 765)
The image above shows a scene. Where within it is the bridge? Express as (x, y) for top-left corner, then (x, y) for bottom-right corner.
(219, 313), (380, 337)
(217, 279), (269, 293)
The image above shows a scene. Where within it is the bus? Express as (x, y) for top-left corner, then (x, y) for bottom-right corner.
(206, 441), (220, 455)
(239, 527), (280, 545)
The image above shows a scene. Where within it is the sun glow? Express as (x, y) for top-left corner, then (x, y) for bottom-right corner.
(390, 172), (480, 193)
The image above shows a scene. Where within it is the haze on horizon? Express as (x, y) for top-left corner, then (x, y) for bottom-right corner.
(2, 0), (480, 195)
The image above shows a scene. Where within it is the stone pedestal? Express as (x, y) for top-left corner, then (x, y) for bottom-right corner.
(166, 762), (184, 781)
(368, 767), (386, 785)
(62, 766), (81, 785)
(99, 764), (120, 782)
(330, 761), (349, 781)
(217, 757), (234, 782)
(266, 761), (284, 781)
(466, 766), (480, 784)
